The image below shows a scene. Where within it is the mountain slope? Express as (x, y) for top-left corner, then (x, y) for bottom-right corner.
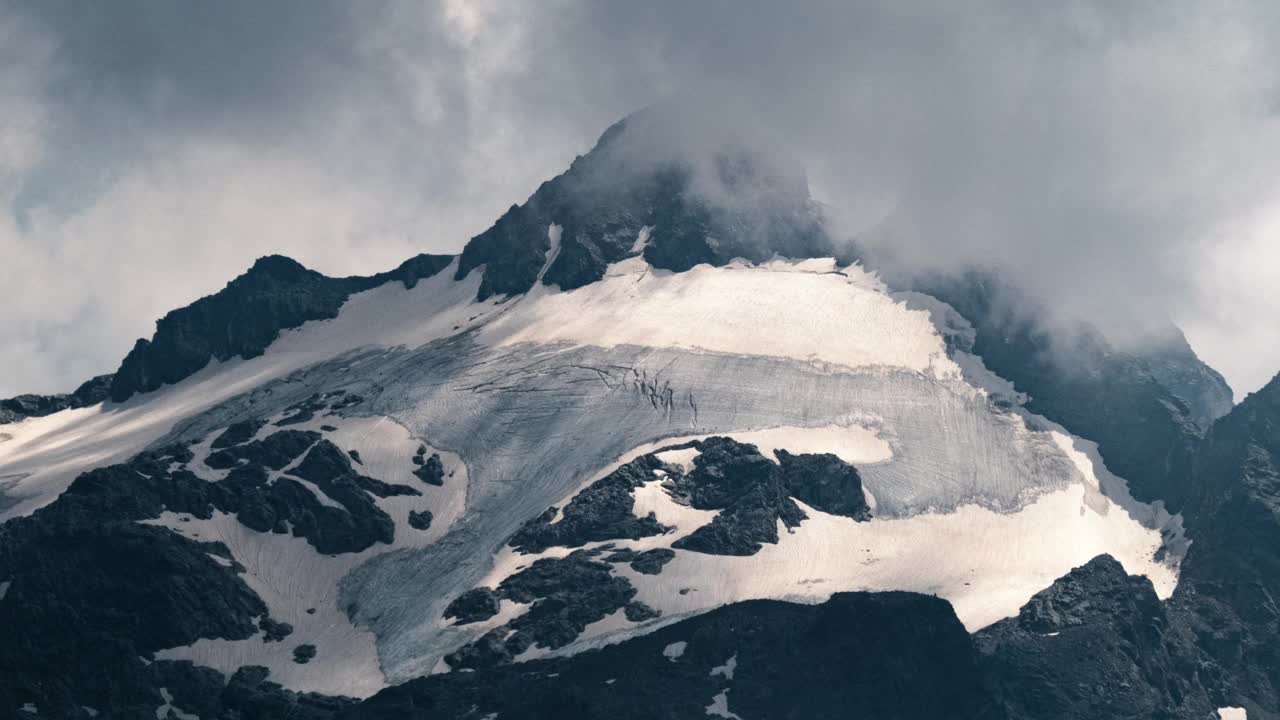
(0, 109), (1268, 720)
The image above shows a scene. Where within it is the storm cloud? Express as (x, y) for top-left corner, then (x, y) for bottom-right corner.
(3, 0), (1279, 399)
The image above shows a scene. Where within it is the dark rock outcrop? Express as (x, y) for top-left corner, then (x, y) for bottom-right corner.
(443, 587), (502, 625)
(109, 253), (452, 402)
(0, 460), (274, 717)
(669, 437), (807, 556)
(411, 452), (445, 486)
(352, 592), (1003, 720)
(603, 547), (676, 575)
(154, 662), (353, 720)
(977, 555), (1213, 719)
(407, 510), (433, 530)
(777, 449), (872, 520)
(0, 374), (113, 424)
(669, 437), (870, 556)
(510, 437), (870, 559)
(205, 428), (320, 471)
(210, 417), (268, 449)
(444, 549), (644, 669)
(293, 644), (317, 665)
(509, 454), (671, 553)
(260, 617), (294, 643)
(1172, 372), (1280, 715)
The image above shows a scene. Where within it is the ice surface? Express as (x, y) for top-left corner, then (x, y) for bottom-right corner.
(481, 257), (960, 378)
(663, 641), (688, 660)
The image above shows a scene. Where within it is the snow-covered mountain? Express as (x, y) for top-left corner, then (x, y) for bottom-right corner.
(1, 112), (1272, 720)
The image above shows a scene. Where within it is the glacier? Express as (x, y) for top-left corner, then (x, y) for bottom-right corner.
(0, 249), (1185, 697)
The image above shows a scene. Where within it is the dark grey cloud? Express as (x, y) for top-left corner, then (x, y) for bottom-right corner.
(3, 0), (1280, 399)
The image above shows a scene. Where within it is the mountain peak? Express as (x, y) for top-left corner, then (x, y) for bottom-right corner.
(107, 252), (453, 402)
(456, 106), (832, 300)
(244, 254), (313, 280)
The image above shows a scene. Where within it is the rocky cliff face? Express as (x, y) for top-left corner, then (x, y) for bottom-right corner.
(914, 271), (1219, 515)
(1140, 326), (1235, 429)
(978, 555), (1214, 719)
(1173, 373), (1280, 716)
(109, 254), (453, 402)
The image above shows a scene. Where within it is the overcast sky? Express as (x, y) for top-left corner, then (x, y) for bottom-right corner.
(3, 1), (1280, 400)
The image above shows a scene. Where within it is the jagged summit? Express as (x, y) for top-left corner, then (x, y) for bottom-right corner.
(456, 107), (832, 299)
(108, 252), (454, 402)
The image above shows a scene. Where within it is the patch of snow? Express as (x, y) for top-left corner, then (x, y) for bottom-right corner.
(952, 351), (1028, 406)
(631, 481), (719, 543)
(629, 226), (652, 254)
(20, 703), (36, 714)
(292, 474), (350, 509)
(442, 598), (529, 634)
(662, 640), (687, 661)
(893, 291), (977, 350)
(205, 553), (233, 568)
(482, 258), (960, 378)
(577, 607), (638, 641)
(82, 707), (99, 718)
(654, 447), (701, 473)
(0, 580), (10, 601)
(511, 641), (553, 663)
(705, 690), (742, 719)
(1218, 708), (1248, 720)
(710, 654), (737, 680)
(155, 688), (198, 720)
(536, 224), (563, 287)
(186, 432), (232, 482)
